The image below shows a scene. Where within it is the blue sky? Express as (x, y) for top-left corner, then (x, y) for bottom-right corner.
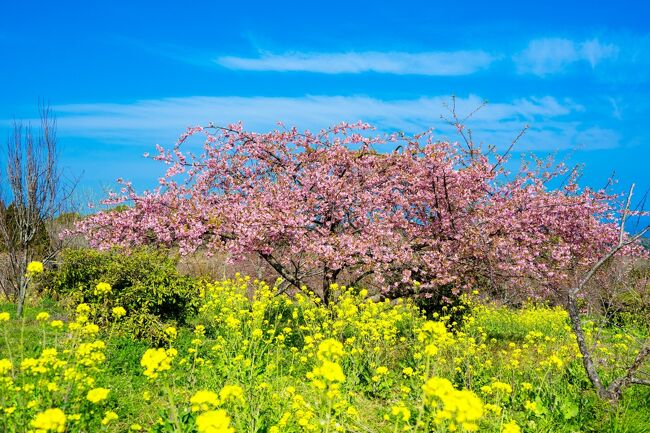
(1, 0), (649, 224)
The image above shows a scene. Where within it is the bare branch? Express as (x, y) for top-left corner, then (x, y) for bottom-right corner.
(0, 103), (76, 315)
(490, 125), (529, 174)
(571, 185), (650, 297)
(608, 342), (650, 398)
(630, 378), (650, 386)
(566, 182), (650, 403)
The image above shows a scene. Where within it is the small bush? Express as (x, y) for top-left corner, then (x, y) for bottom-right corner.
(44, 248), (200, 342)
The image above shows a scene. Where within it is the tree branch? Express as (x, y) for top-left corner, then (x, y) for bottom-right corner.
(567, 183), (650, 402)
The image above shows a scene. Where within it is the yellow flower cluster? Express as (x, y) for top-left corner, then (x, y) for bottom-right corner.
(190, 385), (245, 414)
(27, 261), (44, 274)
(31, 408), (66, 433)
(111, 306), (126, 318)
(94, 282), (112, 296)
(75, 340), (107, 367)
(165, 326), (178, 339)
(0, 358), (12, 375)
(191, 390), (220, 412)
(50, 320), (64, 329)
(308, 339), (346, 390)
(390, 403), (411, 422)
(140, 347), (177, 379)
(219, 385), (245, 405)
(501, 420), (521, 433)
(21, 348), (65, 375)
(422, 376), (484, 431)
(87, 387), (110, 403)
(1, 275), (640, 432)
(196, 409), (235, 433)
(102, 410), (119, 425)
(316, 338), (344, 360)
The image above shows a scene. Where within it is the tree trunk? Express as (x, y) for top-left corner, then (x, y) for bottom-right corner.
(322, 270), (331, 306)
(16, 250), (29, 317)
(16, 275), (28, 317)
(567, 292), (612, 401)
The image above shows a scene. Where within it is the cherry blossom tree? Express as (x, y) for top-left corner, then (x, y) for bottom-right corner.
(74, 120), (637, 305)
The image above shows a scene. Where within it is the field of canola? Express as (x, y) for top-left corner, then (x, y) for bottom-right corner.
(1, 275), (649, 433)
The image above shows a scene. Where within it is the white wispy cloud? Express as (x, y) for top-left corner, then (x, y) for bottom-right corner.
(514, 38), (619, 75)
(216, 51), (498, 75)
(47, 95), (616, 151)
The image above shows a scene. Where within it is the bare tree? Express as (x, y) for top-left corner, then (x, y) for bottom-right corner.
(568, 183), (650, 402)
(0, 104), (75, 316)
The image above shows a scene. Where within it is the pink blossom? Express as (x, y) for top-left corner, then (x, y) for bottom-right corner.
(73, 122), (642, 303)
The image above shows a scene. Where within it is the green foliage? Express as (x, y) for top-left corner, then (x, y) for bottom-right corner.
(43, 248), (200, 342)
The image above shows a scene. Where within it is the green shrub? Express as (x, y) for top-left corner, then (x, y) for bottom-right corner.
(44, 248), (201, 342)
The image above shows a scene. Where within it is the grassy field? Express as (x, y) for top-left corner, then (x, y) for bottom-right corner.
(1, 276), (649, 433)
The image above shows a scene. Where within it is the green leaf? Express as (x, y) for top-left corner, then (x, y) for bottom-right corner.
(560, 401), (579, 420)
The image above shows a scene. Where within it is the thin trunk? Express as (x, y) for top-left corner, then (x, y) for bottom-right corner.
(16, 250), (29, 317)
(322, 267), (331, 306)
(567, 292), (610, 400)
(16, 275), (27, 317)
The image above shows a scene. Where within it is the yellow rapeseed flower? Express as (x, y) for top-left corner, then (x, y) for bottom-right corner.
(492, 381), (512, 394)
(524, 400), (539, 412)
(50, 320), (64, 329)
(31, 408), (66, 433)
(82, 323), (100, 336)
(164, 326), (177, 339)
(196, 409), (235, 433)
(501, 420), (521, 433)
(94, 282), (112, 296)
(376, 366), (389, 375)
(140, 348), (175, 379)
(484, 403), (502, 415)
(548, 354), (564, 369)
(311, 360), (345, 383)
(0, 358), (12, 375)
(317, 339), (344, 361)
(424, 343), (439, 356)
(423, 377), (483, 430)
(219, 385), (245, 405)
(27, 261), (44, 274)
(111, 307), (126, 318)
(4, 406), (16, 415)
(76, 303), (91, 314)
(87, 387), (110, 404)
(391, 404), (411, 422)
(191, 390), (220, 412)
(101, 410), (119, 425)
